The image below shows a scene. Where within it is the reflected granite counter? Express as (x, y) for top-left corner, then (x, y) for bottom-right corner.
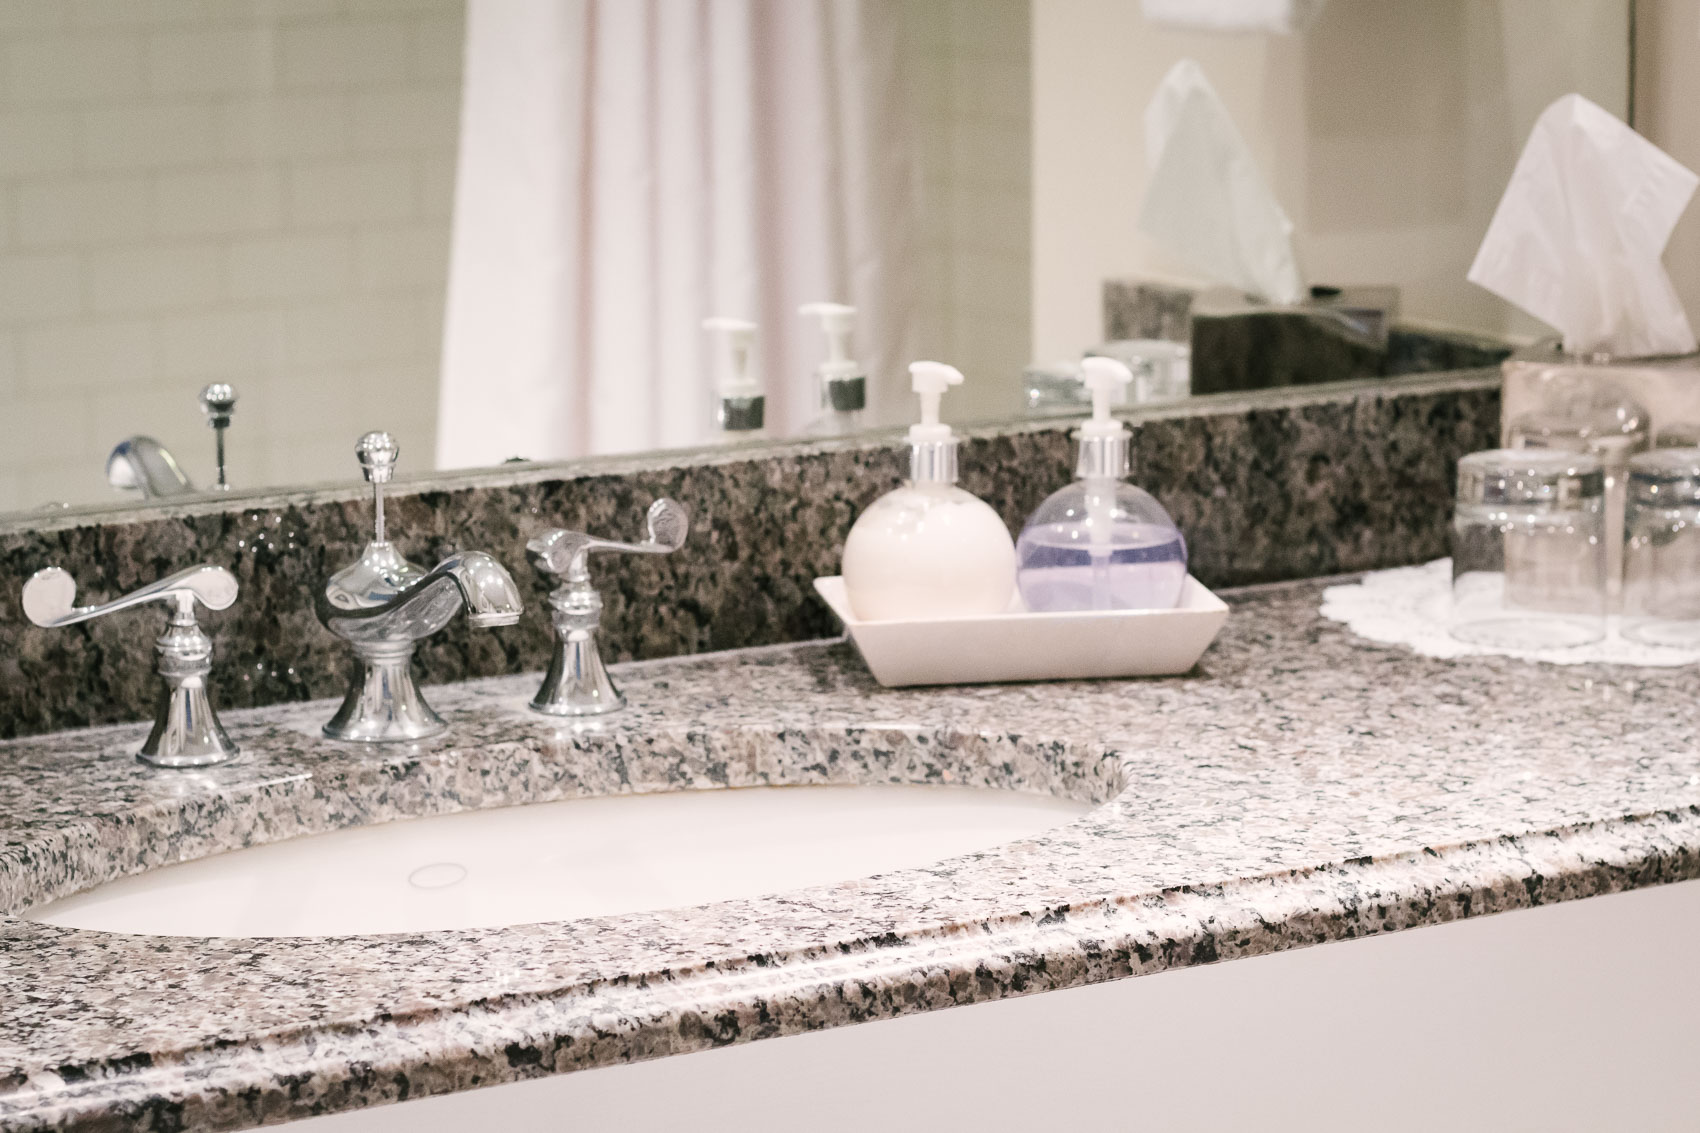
(3, 575), (1698, 1131)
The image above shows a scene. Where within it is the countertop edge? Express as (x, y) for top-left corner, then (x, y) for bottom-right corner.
(7, 803), (1697, 1133)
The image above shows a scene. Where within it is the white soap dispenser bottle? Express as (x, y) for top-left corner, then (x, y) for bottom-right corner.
(702, 316), (765, 440)
(841, 361), (1017, 621)
(1015, 357), (1188, 612)
(798, 301), (868, 435)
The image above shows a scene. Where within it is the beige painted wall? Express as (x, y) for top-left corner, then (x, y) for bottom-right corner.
(1635, 0), (1700, 334)
(1032, 0), (1632, 364)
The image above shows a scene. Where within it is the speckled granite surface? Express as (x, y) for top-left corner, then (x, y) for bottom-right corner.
(3, 575), (1699, 1131)
(0, 373), (1499, 740)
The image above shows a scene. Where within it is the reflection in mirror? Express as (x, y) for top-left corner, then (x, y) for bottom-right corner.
(0, 0), (1631, 518)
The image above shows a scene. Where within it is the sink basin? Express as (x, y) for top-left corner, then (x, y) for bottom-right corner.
(27, 784), (1089, 938)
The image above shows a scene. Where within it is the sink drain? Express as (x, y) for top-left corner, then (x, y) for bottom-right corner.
(408, 862), (468, 890)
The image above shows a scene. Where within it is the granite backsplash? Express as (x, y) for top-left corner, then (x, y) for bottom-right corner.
(0, 373), (1499, 740)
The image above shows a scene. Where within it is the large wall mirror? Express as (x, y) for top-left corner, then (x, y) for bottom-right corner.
(0, 0), (1630, 519)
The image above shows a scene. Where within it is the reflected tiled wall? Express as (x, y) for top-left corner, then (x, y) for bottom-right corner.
(902, 0), (1032, 424)
(0, 0), (464, 512)
(0, 0), (1032, 513)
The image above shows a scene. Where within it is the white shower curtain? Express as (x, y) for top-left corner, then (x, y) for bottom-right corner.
(437, 0), (917, 468)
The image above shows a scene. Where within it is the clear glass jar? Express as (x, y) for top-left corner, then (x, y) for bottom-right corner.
(1450, 449), (1606, 649)
(1086, 340), (1191, 402)
(1621, 447), (1700, 647)
(1024, 361), (1090, 413)
(1504, 381), (1648, 605)
(1023, 362), (1139, 414)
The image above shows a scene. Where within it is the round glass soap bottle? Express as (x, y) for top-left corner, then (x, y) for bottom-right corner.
(1016, 357), (1188, 612)
(841, 361), (1017, 620)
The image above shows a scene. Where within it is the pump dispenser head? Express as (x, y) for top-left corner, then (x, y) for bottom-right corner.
(702, 316), (764, 431)
(1076, 357), (1134, 479)
(799, 302), (867, 412)
(906, 360), (963, 483)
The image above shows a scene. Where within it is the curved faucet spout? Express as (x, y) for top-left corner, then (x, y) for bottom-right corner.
(445, 550), (524, 628)
(318, 549), (522, 647)
(107, 436), (194, 499)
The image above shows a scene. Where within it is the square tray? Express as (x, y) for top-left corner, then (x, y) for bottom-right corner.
(812, 575), (1230, 688)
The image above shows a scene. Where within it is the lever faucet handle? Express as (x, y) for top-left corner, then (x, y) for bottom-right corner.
(524, 498), (689, 718)
(527, 498), (690, 581)
(23, 564), (238, 628)
(20, 564), (240, 768)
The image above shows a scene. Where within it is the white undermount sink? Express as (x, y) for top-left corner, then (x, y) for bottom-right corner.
(27, 784), (1089, 938)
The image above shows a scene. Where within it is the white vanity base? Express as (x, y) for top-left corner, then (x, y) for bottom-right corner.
(295, 878), (1700, 1132)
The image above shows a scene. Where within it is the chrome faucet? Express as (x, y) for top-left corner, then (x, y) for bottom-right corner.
(107, 384), (239, 499)
(316, 431), (523, 743)
(526, 498), (688, 716)
(21, 563), (241, 767)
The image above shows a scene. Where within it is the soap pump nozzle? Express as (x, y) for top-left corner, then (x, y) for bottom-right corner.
(702, 316), (765, 432)
(907, 360), (964, 484)
(799, 301), (867, 413)
(1076, 357), (1133, 479)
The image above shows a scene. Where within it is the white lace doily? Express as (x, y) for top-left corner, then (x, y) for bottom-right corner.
(1320, 559), (1700, 666)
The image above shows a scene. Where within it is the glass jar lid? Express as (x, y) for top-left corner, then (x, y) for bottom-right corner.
(1628, 446), (1700, 506)
(1505, 381), (1649, 460)
(1457, 448), (1604, 508)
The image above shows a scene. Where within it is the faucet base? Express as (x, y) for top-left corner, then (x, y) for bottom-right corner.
(528, 637), (626, 717)
(139, 680), (240, 768)
(324, 644), (447, 743)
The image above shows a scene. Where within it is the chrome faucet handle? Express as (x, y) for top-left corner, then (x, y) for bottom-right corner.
(199, 383), (237, 491)
(324, 429), (421, 613)
(22, 565), (240, 768)
(355, 430), (399, 543)
(525, 498), (689, 716)
(528, 498), (690, 580)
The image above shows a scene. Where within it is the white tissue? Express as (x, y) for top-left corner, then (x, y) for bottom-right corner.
(1138, 59), (1304, 306)
(1140, 0), (1326, 35)
(1468, 93), (1698, 358)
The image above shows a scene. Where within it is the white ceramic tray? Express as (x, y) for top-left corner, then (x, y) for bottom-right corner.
(812, 575), (1230, 688)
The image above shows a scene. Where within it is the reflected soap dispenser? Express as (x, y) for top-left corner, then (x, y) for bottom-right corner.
(799, 301), (868, 435)
(702, 316), (765, 440)
(841, 361), (1017, 620)
(1016, 357), (1188, 611)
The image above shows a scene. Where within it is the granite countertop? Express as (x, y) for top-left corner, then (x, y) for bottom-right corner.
(4, 576), (1700, 1131)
